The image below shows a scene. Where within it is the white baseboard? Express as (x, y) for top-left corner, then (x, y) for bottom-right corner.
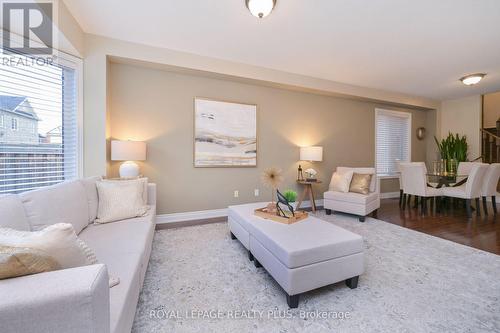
(156, 199), (323, 225)
(380, 191), (400, 199)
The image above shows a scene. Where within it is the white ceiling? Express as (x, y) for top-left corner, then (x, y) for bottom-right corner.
(64, 0), (500, 101)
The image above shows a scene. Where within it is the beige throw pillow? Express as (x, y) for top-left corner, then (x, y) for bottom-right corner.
(0, 223), (97, 271)
(95, 179), (149, 224)
(349, 173), (373, 194)
(0, 246), (60, 279)
(330, 170), (354, 193)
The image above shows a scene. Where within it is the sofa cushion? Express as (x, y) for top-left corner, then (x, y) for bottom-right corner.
(0, 195), (30, 231)
(79, 216), (154, 333)
(79, 212), (155, 263)
(79, 176), (101, 223)
(324, 190), (379, 204)
(229, 203), (363, 269)
(20, 181), (90, 234)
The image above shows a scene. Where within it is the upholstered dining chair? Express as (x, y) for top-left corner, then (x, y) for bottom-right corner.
(481, 163), (500, 215)
(400, 162), (442, 214)
(442, 163), (489, 218)
(396, 161), (404, 206)
(457, 162), (475, 176)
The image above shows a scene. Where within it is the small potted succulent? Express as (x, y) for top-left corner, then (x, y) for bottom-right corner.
(283, 189), (298, 210)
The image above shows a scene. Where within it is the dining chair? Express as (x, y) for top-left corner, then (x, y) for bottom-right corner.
(481, 163), (500, 215)
(442, 163), (489, 218)
(400, 162), (442, 214)
(456, 162), (475, 185)
(396, 161), (404, 206)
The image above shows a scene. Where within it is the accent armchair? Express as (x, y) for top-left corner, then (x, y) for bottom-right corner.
(323, 167), (380, 222)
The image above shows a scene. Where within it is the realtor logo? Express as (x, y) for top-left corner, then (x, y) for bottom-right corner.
(2, 2), (53, 54)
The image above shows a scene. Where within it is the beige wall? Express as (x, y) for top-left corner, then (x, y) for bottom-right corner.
(440, 95), (482, 160)
(108, 63), (432, 214)
(82, 34), (439, 177)
(484, 91), (500, 128)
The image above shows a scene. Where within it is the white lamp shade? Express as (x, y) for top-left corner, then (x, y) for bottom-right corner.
(300, 146), (323, 162)
(111, 140), (147, 161)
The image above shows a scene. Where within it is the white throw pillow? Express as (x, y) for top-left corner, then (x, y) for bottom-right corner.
(0, 223), (97, 269)
(330, 170), (354, 193)
(95, 179), (149, 224)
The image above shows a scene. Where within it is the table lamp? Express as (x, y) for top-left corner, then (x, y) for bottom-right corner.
(111, 140), (147, 178)
(300, 146), (323, 162)
(299, 146), (323, 181)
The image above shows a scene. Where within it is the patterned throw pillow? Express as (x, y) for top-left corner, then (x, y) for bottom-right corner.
(0, 223), (97, 269)
(0, 246), (60, 279)
(0, 224), (120, 287)
(349, 173), (373, 194)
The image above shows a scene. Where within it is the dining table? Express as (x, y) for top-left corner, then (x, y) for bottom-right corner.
(426, 173), (468, 188)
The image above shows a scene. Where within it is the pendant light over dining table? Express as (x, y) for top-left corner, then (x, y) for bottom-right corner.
(246, 0), (276, 18)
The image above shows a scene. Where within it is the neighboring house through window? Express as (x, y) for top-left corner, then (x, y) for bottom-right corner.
(375, 108), (411, 176)
(11, 118), (18, 131)
(0, 47), (82, 194)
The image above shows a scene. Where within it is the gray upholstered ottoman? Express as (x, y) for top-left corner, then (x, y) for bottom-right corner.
(228, 203), (364, 308)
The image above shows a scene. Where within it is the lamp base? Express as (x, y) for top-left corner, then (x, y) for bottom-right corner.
(119, 161), (140, 178)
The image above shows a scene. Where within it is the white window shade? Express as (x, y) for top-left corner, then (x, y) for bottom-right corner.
(375, 109), (411, 176)
(0, 50), (81, 194)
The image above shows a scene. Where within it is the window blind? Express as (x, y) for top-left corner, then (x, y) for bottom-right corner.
(0, 50), (79, 194)
(375, 109), (411, 176)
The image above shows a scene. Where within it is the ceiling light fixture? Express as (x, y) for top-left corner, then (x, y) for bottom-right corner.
(246, 0), (276, 18)
(460, 73), (486, 86)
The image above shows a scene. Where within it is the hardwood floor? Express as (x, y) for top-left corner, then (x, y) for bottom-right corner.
(377, 198), (499, 255)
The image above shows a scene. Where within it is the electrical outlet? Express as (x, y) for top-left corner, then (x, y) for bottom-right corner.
(234, 190), (239, 198)
(254, 189), (259, 197)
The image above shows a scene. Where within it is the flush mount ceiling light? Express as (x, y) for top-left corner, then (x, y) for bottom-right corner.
(460, 73), (486, 86)
(246, 0), (276, 18)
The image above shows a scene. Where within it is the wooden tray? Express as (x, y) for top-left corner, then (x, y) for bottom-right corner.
(254, 208), (308, 224)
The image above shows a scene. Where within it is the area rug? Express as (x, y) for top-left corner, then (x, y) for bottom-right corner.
(132, 212), (500, 333)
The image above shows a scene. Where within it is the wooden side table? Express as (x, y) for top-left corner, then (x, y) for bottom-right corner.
(296, 180), (322, 212)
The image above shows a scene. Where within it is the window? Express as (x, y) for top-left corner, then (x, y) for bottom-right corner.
(0, 49), (82, 194)
(375, 108), (411, 176)
(0, 115), (4, 128)
(11, 118), (18, 131)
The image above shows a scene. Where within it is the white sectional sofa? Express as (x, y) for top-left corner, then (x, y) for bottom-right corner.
(323, 167), (380, 222)
(0, 178), (156, 333)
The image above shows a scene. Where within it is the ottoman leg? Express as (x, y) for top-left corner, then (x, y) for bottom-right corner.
(230, 232), (236, 240)
(248, 251), (254, 261)
(325, 209), (332, 215)
(345, 276), (359, 289)
(358, 216), (366, 222)
(254, 258), (262, 268)
(286, 294), (300, 308)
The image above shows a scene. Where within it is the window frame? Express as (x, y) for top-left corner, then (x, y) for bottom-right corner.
(374, 108), (412, 178)
(0, 30), (84, 184)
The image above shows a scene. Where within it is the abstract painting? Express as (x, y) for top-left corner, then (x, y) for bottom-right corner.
(194, 98), (257, 167)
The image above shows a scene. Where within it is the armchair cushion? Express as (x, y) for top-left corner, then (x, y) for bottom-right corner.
(324, 191), (379, 205)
